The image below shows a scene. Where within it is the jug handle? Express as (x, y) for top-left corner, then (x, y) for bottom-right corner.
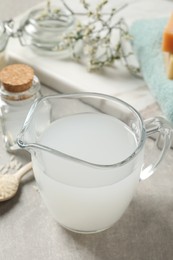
(140, 117), (173, 181)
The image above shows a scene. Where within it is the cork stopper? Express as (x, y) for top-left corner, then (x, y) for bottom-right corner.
(0, 64), (34, 92)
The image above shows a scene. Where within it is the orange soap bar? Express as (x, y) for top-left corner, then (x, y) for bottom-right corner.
(162, 13), (173, 53)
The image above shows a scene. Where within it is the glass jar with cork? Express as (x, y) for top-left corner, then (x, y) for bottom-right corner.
(0, 63), (41, 152)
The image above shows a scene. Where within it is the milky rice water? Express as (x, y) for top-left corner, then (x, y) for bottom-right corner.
(32, 113), (143, 232)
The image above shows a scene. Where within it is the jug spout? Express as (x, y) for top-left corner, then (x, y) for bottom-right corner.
(17, 96), (52, 149)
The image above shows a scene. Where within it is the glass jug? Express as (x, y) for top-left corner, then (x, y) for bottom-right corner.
(17, 93), (173, 234)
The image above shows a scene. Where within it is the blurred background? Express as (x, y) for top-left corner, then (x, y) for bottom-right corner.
(0, 0), (43, 20)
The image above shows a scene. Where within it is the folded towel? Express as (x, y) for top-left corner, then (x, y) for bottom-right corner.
(130, 18), (173, 123)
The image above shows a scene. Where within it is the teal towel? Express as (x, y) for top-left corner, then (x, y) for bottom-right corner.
(130, 18), (173, 123)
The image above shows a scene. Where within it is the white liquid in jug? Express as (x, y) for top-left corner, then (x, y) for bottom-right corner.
(33, 113), (142, 232)
(40, 113), (137, 164)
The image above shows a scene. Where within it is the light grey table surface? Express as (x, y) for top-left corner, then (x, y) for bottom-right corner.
(0, 1), (173, 260)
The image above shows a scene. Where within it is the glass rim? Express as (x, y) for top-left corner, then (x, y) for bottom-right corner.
(26, 7), (75, 30)
(17, 92), (146, 168)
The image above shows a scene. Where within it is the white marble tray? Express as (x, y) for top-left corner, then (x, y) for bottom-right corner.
(4, 0), (173, 112)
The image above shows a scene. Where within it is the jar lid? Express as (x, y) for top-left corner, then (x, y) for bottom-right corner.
(0, 64), (34, 92)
